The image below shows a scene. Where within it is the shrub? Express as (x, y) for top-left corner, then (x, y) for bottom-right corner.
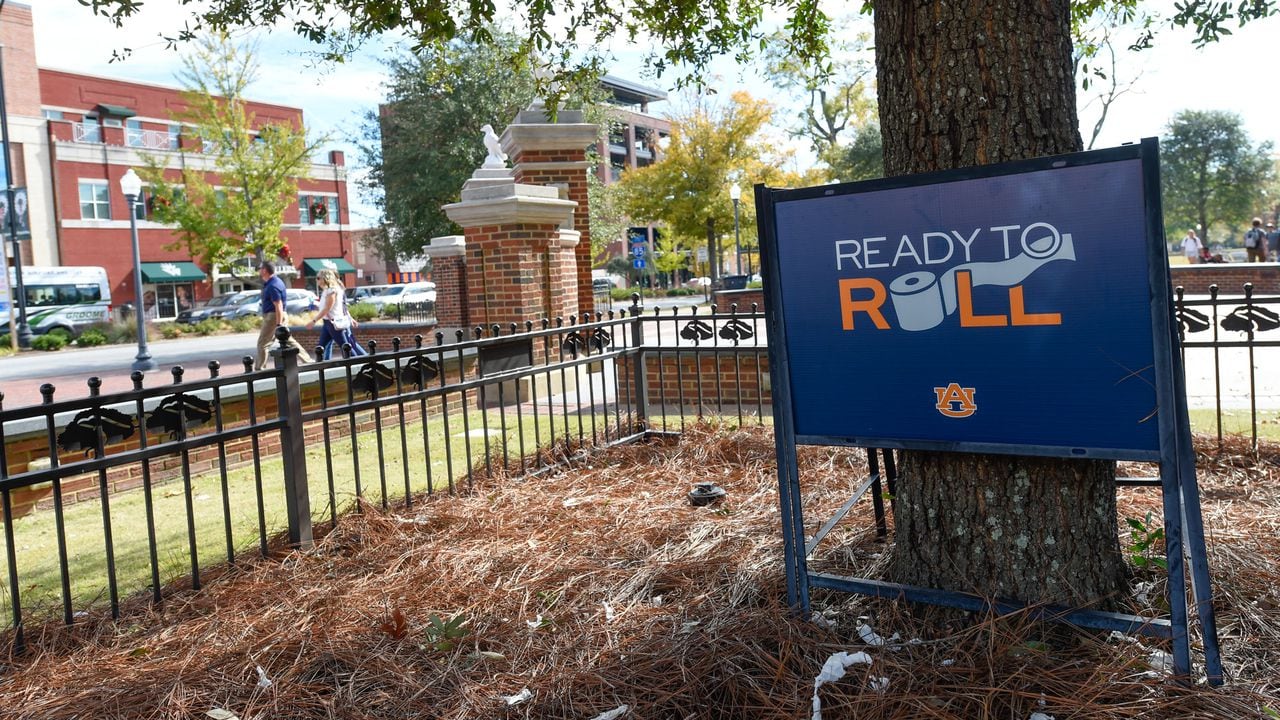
(47, 327), (72, 342)
(104, 321), (138, 344)
(746, 280), (763, 289)
(349, 302), (378, 322)
(193, 319), (222, 336)
(0, 332), (9, 347)
(76, 328), (108, 347)
(159, 323), (186, 340)
(378, 303), (401, 318)
(229, 316), (260, 333)
(31, 334), (67, 351)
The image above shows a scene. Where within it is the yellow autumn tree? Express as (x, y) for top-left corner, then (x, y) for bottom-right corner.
(617, 92), (819, 281)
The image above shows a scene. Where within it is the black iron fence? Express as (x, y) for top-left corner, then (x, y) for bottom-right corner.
(0, 300), (771, 650)
(1174, 283), (1280, 450)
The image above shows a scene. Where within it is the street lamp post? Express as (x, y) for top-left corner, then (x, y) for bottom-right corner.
(729, 183), (742, 276)
(0, 40), (32, 348)
(120, 169), (156, 372)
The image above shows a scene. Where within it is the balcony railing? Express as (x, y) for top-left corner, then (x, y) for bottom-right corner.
(126, 128), (178, 151)
(72, 122), (101, 144)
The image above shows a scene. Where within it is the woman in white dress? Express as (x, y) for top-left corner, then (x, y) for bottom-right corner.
(306, 268), (366, 359)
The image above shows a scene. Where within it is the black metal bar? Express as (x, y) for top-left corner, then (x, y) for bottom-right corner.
(456, 330), (475, 491)
(557, 318), (571, 457)
(585, 313), (599, 446)
(673, 308), (686, 432)
(1210, 285), (1222, 450)
(711, 303), (724, 417)
(170, 367), (201, 591)
(86, 377), (120, 618)
(244, 356), (269, 557)
(40, 384), (73, 625)
(752, 304), (764, 425)
(629, 298), (648, 429)
(343, 344), (363, 504)
(0, 391), (25, 650)
(315, 351), (338, 525)
(475, 327), (493, 479)
(272, 328), (313, 549)
(392, 337), (412, 507)
(209, 362), (237, 563)
(436, 332), (455, 494)
(367, 340), (389, 509)
(866, 448), (887, 539)
(1245, 283), (1258, 451)
(514, 322), (528, 473)
(131, 371), (162, 603)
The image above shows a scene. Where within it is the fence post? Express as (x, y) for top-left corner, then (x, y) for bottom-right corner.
(272, 326), (313, 549)
(629, 293), (649, 427)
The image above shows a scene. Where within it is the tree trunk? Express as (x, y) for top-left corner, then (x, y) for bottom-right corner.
(875, 0), (1126, 607)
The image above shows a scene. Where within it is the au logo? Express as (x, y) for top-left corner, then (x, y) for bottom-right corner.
(934, 383), (977, 418)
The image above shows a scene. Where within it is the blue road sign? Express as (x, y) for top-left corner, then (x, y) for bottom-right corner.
(633, 259), (646, 269)
(632, 244), (646, 258)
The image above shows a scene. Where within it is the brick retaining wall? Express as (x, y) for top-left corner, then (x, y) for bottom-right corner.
(1170, 263), (1280, 295)
(619, 352), (771, 408)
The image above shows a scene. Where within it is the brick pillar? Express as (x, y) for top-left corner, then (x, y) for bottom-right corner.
(501, 109), (599, 314)
(423, 235), (467, 329)
(442, 170), (577, 329)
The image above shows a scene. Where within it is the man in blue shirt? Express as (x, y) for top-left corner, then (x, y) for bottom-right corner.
(254, 261), (313, 370)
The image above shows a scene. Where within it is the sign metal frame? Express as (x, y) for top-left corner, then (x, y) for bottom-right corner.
(756, 139), (1222, 684)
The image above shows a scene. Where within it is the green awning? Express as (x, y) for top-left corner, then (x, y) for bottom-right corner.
(302, 257), (357, 276)
(140, 261), (206, 283)
(96, 103), (136, 118)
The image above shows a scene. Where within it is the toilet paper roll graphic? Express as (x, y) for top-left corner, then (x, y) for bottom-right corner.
(889, 271), (945, 331)
(884, 233), (1076, 333)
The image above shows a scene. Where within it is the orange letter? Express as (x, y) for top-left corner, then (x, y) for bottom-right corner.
(956, 270), (1007, 327)
(1009, 285), (1062, 326)
(838, 278), (890, 330)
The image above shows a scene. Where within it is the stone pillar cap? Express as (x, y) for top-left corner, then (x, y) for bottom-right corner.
(501, 122), (600, 156)
(424, 235), (466, 258)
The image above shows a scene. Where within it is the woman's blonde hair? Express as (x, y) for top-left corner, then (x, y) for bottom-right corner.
(316, 268), (345, 292)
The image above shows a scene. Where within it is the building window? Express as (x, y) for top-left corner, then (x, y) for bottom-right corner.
(42, 109), (63, 121)
(168, 124), (181, 150)
(144, 282), (195, 321)
(133, 188), (151, 221)
(299, 194), (337, 224)
(78, 181), (111, 220)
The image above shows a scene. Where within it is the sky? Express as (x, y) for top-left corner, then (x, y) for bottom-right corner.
(27, 0), (1280, 228)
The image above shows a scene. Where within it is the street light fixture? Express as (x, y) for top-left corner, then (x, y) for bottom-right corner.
(729, 183), (742, 276)
(120, 169), (156, 372)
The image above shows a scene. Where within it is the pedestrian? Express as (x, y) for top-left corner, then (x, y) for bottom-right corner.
(254, 261), (314, 370)
(1267, 222), (1280, 262)
(1182, 229), (1203, 264)
(306, 268), (366, 359)
(1245, 217), (1268, 262)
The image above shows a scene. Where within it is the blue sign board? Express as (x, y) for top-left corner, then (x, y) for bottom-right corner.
(633, 259), (646, 270)
(767, 151), (1163, 459)
(632, 244), (646, 258)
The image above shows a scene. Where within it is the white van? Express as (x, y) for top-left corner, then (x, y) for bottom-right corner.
(3, 266), (112, 336)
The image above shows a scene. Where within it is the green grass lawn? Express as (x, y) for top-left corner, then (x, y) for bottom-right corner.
(0, 396), (626, 625)
(1188, 407), (1280, 442)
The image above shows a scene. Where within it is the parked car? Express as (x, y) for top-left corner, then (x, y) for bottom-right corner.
(365, 283), (410, 311)
(177, 291), (248, 324)
(346, 284), (387, 304)
(592, 278), (613, 293)
(206, 291), (262, 320)
(205, 289), (317, 319)
(397, 281), (437, 306)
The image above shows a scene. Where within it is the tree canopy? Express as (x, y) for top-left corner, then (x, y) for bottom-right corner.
(82, 0), (1276, 100)
(1161, 109), (1275, 243)
(140, 35), (322, 274)
(614, 92), (817, 280)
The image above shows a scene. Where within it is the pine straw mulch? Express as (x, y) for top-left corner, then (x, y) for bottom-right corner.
(1, 424), (1279, 719)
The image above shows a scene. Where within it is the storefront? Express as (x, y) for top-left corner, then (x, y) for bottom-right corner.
(138, 261), (206, 320)
(302, 257), (357, 291)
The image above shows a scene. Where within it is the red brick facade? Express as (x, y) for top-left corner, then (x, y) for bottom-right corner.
(1169, 264), (1280, 296)
(0, 4), (355, 312)
(509, 147), (594, 312)
(463, 222), (575, 327)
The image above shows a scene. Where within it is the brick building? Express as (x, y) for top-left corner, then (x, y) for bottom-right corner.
(1, 2), (355, 321)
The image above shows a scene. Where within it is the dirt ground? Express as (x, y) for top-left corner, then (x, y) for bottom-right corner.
(1, 424), (1277, 719)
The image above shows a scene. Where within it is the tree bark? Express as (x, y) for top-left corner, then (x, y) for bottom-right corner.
(875, 0), (1127, 607)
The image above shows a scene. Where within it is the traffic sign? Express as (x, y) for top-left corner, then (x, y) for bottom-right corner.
(632, 244), (646, 258)
(633, 259), (646, 269)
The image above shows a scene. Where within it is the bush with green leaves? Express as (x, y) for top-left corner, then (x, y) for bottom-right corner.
(31, 333), (67, 351)
(229, 316), (260, 333)
(46, 327), (72, 342)
(0, 332), (9, 347)
(378, 303), (400, 319)
(349, 302), (378, 322)
(159, 323), (187, 340)
(746, 280), (763, 289)
(193, 319), (223, 336)
(76, 328), (108, 347)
